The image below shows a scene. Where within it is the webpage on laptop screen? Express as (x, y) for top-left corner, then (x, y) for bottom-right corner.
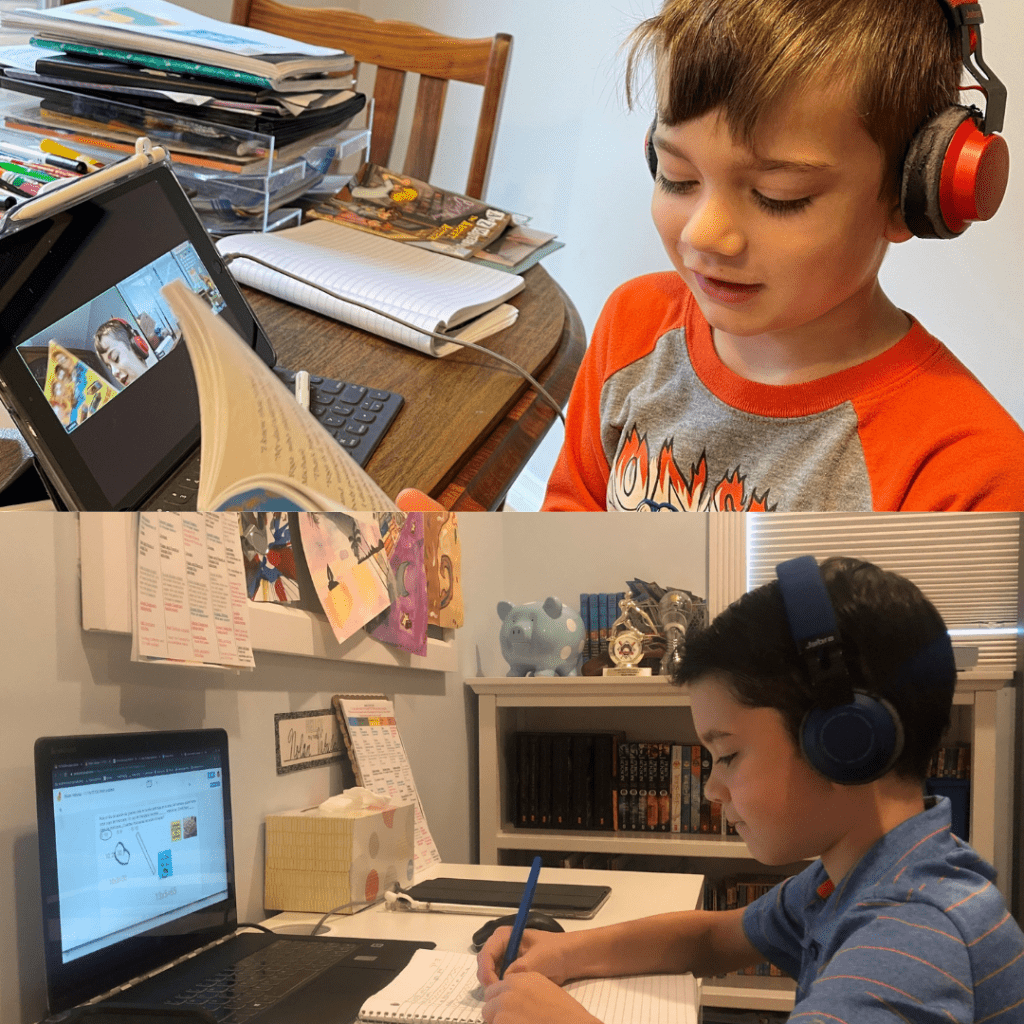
(51, 748), (229, 964)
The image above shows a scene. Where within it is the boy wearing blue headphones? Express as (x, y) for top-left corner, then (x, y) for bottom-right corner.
(477, 557), (1024, 1024)
(541, 0), (1024, 511)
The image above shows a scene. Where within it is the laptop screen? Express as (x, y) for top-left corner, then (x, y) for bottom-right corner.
(36, 729), (238, 1013)
(52, 740), (230, 964)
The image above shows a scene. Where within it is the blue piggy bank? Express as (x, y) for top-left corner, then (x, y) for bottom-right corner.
(497, 597), (585, 676)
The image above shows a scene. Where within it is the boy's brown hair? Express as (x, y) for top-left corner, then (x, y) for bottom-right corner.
(625, 0), (963, 201)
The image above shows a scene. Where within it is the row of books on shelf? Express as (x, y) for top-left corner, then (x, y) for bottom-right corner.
(579, 592), (626, 662)
(927, 743), (971, 779)
(512, 732), (736, 836)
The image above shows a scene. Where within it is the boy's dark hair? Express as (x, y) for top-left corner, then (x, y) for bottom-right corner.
(624, 0), (962, 201)
(675, 556), (955, 781)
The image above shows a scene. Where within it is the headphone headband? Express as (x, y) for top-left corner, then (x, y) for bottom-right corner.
(775, 556), (852, 707)
(938, 0), (1006, 134)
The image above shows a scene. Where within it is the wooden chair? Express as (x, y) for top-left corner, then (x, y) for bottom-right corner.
(230, 0), (512, 199)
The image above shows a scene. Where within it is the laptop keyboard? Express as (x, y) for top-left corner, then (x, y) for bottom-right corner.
(143, 368), (403, 510)
(161, 939), (359, 1023)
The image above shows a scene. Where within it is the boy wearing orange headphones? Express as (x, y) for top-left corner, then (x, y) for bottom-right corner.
(477, 557), (1024, 1023)
(541, 0), (1023, 511)
(93, 317), (153, 389)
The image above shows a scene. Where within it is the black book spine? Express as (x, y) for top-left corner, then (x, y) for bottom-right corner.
(591, 734), (614, 830)
(571, 734), (595, 828)
(617, 741), (630, 831)
(536, 733), (553, 828)
(514, 732), (529, 828)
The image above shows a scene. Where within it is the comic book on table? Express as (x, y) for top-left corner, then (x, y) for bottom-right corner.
(306, 163), (514, 258)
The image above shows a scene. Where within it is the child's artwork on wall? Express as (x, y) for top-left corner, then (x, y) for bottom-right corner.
(238, 512), (301, 603)
(368, 511), (428, 656)
(298, 512), (392, 643)
(424, 512), (463, 628)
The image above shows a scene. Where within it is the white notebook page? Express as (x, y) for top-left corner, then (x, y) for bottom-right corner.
(217, 221), (524, 356)
(358, 949), (697, 1024)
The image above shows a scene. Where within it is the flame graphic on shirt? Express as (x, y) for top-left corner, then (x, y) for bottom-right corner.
(612, 428), (776, 511)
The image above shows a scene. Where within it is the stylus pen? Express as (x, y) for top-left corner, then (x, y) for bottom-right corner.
(499, 855), (542, 980)
(294, 369), (310, 410)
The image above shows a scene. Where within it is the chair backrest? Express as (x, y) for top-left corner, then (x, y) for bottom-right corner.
(230, 0), (512, 199)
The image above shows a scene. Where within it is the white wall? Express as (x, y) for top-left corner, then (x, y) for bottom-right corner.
(0, 511), (711, 1024)
(182, 0), (1024, 508)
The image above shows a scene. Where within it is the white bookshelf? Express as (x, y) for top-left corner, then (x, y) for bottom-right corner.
(468, 674), (1016, 1013)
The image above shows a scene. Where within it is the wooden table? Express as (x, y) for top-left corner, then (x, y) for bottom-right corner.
(0, 264), (585, 510)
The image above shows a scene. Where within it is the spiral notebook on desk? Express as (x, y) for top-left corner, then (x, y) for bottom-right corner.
(216, 220), (525, 358)
(357, 949), (698, 1024)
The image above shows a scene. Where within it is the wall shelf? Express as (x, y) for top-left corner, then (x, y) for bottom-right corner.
(78, 513), (456, 672)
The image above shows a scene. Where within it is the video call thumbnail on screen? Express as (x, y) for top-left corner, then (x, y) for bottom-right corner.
(15, 241), (226, 435)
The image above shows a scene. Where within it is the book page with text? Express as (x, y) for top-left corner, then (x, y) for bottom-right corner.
(162, 279), (395, 511)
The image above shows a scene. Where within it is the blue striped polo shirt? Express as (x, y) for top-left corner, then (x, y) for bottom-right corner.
(742, 796), (1024, 1023)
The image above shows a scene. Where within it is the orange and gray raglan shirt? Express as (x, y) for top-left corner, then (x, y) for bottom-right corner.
(542, 273), (1024, 510)
(742, 796), (1024, 1023)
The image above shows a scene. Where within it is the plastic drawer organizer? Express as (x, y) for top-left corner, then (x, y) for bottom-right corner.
(0, 82), (371, 234)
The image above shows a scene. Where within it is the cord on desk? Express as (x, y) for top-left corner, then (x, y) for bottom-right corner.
(219, 252), (567, 426)
(308, 892), (392, 936)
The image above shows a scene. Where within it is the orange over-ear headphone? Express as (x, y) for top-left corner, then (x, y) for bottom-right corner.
(644, 0), (1009, 240)
(101, 317), (150, 361)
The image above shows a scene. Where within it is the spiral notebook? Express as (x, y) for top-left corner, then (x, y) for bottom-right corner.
(357, 949), (697, 1024)
(216, 220), (525, 358)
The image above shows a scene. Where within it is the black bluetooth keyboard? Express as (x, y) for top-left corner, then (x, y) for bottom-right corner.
(271, 366), (404, 466)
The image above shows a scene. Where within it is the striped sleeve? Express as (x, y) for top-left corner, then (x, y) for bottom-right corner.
(795, 903), (973, 1024)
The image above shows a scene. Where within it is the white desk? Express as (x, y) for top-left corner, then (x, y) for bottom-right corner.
(264, 862), (704, 1018)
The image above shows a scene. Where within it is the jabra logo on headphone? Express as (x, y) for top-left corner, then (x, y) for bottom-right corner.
(804, 636), (837, 649)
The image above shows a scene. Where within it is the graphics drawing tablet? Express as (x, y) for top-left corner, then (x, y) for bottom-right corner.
(399, 877), (612, 919)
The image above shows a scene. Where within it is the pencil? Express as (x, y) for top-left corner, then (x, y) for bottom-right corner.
(499, 856), (542, 980)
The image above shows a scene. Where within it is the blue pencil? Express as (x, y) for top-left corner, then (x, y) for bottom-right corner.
(500, 855), (543, 980)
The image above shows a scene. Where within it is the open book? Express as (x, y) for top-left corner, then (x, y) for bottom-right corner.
(216, 219), (525, 357)
(358, 949), (698, 1024)
(162, 279), (395, 511)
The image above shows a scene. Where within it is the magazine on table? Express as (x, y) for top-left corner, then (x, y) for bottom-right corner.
(306, 163), (513, 259)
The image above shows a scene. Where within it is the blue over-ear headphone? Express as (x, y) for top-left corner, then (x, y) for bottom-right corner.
(775, 555), (955, 785)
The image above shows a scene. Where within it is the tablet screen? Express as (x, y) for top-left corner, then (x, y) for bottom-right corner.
(14, 241), (224, 438)
(0, 164), (272, 509)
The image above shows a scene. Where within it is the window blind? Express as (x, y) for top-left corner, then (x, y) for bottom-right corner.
(746, 513), (1022, 680)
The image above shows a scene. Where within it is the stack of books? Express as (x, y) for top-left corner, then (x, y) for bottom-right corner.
(0, 0), (366, 231)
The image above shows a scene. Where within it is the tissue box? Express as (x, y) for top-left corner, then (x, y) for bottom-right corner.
(265, 801), (414, 913)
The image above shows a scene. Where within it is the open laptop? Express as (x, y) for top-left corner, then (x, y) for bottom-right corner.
(34, 728), (433, 1023)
